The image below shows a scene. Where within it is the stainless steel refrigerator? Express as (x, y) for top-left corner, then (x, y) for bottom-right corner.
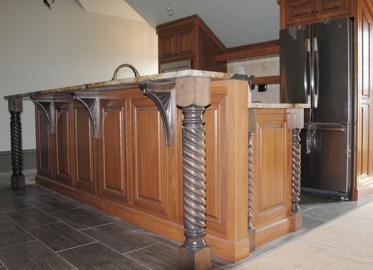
(280, 18), (354, 198)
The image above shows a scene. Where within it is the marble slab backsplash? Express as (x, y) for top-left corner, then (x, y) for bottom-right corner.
(227, 56), (280, 103)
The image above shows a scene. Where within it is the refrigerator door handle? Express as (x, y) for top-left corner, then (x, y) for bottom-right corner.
(305, 38), (311, 104)
(312, 37), (320, 108)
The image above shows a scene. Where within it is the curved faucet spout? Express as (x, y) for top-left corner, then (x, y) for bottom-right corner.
(112, 64), (140, 80)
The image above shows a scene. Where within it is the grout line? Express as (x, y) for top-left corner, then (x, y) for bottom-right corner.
(58, 220), (153, 270)
(48, 207), (82, 214)
(56, 241), (98, 254)
(0, 206), (34, 214)
(26, 221), (61, 229)
(79, 221), (114, 231)
(4, 218), (78, 270)
(122, 242), (160, 255)
(133, 230), (180, 249)
(0, 240), (37, 251)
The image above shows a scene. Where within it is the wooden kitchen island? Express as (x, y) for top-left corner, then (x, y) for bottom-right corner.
(4, 70), (306, 268)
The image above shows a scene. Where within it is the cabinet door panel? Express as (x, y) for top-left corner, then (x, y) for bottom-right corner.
(159, 33), (176, 60)
(317, 0), (351, 19)
(73, 103), (95, 193)
(176, 27), (194, 56)
(130, 97), (169, 217)
(253, 110), (291, 228)
(204, 91), (228, 234)
(55, 103), (73, 185)
(36, 107), (53, 178)
(101, 100), (128, 202)
(284, 0), (317, 26)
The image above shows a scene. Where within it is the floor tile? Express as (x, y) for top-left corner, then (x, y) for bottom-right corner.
(126, 243), (179, 270)
(27, 195), (79, 213)
(5, 208), (57, 228)
(0, 196), (30, 213)
(0, 241), (73, 270)
(59, 242), (147, 270)
(82, 223), (157, 253)
(52, 208), (112, 230)
(28, 222), (95, 252)
(135, 230), (180, 248)
(0, 220), (34, 248)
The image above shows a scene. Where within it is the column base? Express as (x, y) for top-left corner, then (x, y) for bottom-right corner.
(248, 228), (256, 252)
(179, 246), (212, 270)
(11, 174), (25, 190)
(292, 210), (303, 231)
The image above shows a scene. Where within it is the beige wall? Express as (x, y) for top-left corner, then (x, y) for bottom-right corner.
(227, 56), (280, 103)
(0, 0), (158, 151)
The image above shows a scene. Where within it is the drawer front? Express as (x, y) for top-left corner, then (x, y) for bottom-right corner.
(317, 0), (352, 19)
(285, 0), (317, 26)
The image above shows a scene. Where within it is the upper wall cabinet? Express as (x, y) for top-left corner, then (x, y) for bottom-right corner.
(156, 15), (227, 72)
(280, 0), (354, 28)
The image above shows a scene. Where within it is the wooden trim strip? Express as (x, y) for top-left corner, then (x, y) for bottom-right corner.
(253, 76), (280, 86)
(215, 40), (280, 62)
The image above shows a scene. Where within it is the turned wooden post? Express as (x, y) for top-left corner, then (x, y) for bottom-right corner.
(287, 109), (304, 231)
(176, 77), (212, 270)
(8, 98), (25, 190)
(247, 108), (256, 251)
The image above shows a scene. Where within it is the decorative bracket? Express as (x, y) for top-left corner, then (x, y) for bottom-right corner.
(74, 97), (101, 139)
(139, 83), (176, 146)
(34, 101), (56, 134)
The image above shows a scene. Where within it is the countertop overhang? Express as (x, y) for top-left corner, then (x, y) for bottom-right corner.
(4, 70), (243, 100)
(248, 103), (310, 109)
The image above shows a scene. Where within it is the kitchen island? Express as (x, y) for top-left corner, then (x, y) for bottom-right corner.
(4, 70), (307, 268)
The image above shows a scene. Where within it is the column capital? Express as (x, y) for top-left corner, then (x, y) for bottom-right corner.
(176, 77), (211, 107)
(8, 98), (23, 113)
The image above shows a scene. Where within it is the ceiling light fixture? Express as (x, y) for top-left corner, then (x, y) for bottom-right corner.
(167, 1), (174, 16)
(43, 0), (55, 10)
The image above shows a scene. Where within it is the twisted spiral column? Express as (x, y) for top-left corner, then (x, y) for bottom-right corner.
(292, 128), (301, 212)
(9, 99), (25, 190)
(181, 105), (208, 249)
(248, 132), (254, 230)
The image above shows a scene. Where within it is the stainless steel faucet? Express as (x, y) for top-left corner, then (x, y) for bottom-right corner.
(112, 64), (140, 80)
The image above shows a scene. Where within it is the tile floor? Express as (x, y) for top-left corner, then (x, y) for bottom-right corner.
(0, 174), (372, 270)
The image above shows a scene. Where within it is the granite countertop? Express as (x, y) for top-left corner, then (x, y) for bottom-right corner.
(4, 70), (239, 100)
(248, 103), (310, 109)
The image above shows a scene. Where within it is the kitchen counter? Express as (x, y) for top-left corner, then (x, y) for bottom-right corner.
(4, 70), (306, 268)
(248, 102), (310, 109)
(4, 70), (239, 100)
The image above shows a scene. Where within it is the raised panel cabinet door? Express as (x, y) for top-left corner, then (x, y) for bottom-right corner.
(101, 99), (129, 203)
(73, 102), (95, 193)
(35, 107), (54, 179)
(284, 0), (317, 27)
(175, 27), (194, 57)
(159, 32), (176, 61)
(130, 96), (171, 218)
(204, 90), (228, 234)
(55, 102), (74, 185)
(253, 110), (291, 228)
(317, 0), (351, 19)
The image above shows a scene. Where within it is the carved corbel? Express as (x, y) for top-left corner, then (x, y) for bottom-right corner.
(73, 97), (101, 139)
(33, 101), (56, 134)
(139, 82), (176, 146)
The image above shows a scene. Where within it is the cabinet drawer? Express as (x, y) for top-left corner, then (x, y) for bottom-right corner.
(285, 0), (317, 26)
(317, 0), (351, 19)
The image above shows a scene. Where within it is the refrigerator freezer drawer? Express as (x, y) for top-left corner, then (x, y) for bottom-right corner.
(301, 125), (352, 195)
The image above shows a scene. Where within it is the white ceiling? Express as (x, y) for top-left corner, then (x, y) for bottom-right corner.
(77, 0), (145, 22)
(125, 0), (280, 48)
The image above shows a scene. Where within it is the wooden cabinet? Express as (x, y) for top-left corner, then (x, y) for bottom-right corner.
(280, 0), (354, 28)
(157, 15), (227, 72)
(251, 109), (294, 246)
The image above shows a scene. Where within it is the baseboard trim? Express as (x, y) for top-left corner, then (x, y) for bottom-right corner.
(0, 149), (36, 173)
